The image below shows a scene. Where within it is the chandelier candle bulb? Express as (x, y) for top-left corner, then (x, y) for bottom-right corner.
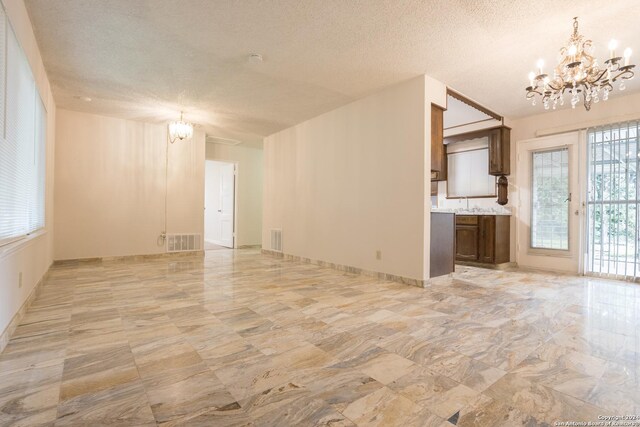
(625, 48), (632, 66)
(609, 39), (618, 59)
(537, 59), (544, 75)
(568, 44), (577, 61)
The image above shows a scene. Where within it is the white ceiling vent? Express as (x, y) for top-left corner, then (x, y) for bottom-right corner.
(167, 234), (202, 252)
(206, 135), (242, 146)
(270, 229), (282, 252)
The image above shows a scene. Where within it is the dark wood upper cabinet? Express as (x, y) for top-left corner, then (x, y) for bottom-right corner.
(430, 181), (438, 196)
(488, 127), (511, 176)
(444, 125), (511, 178)
(431, 104), (446, 181)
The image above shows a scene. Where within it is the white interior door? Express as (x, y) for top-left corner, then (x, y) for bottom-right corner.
(516, 132), (584, 273)
(218, 163), (235, 248)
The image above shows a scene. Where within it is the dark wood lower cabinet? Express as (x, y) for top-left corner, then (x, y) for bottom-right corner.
(478, 216), (495, 263)
(455, 225), (479, 261)
(455, 215), (509, 265)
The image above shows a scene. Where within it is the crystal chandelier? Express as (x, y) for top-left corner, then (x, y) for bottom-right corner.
(168, 112), (193, 143)
(526, 18), (635, 111)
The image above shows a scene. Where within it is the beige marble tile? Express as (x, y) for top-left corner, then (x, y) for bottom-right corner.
(357, 350), (415, 385)
(301, 367), (385, 412)
(1, 249), (640, 425)
(56, 380), (155, 426)
(388, 365), (488, 420)
(143, 363), (238, 425)
(342, 386), (445, 427)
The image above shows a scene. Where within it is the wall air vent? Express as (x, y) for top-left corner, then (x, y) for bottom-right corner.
(270, 229), (282, 252)
(167, 234), (202, 252)
(205, 135), (242, 146)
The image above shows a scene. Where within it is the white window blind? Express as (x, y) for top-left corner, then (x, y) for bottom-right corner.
(0, 8), (47, 246)
(0, 5), (4, 137)
(447, 138), (496, 198)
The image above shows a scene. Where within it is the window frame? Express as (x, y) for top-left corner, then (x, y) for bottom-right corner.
(0, 5), (48, 249)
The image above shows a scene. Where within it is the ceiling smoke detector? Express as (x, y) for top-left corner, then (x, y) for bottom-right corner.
(248, 53), (263, 64)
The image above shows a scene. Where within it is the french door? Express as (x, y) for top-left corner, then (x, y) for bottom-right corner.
(586, 122), (640, 280)
(516, 132), (583, 273)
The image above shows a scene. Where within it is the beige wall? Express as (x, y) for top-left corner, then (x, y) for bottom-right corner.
(54, 109), (205, 260)
(263, 75), (446, 281)
(0, 0), (56, 340)
(510, 91), (640, 143)
(506, 91), (640, 266)
(205, 143), (263, 247)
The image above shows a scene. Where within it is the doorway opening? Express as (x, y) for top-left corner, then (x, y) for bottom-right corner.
(516, 132), (582, 273)
(204, 160), (236, 249)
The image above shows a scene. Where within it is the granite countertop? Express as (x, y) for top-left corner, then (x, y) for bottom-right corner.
(431, 206), (512, 216)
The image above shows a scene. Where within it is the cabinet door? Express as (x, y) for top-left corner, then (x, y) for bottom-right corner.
(455, 225), (479, 261)
(439, 142), (447, 181)
(489, 127), (511, 176)
(431, 104), (444, 177)
(478, 216), (496, 263)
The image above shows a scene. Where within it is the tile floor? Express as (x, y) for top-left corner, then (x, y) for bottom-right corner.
(1, 248), (639, 426)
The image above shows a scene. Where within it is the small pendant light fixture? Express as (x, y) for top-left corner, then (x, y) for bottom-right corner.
(168, 112), (193, 143)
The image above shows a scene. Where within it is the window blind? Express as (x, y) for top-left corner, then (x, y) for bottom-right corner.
(0, 8), (47, 246)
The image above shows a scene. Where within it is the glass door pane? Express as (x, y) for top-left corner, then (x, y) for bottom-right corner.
(531, 148), (570, 250)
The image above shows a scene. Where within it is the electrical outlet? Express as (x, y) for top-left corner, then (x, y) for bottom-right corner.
(376, 250), (382, 260)
(18, 272), (22, 288)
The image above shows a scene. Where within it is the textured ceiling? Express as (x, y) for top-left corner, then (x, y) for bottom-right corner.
(24, 0), (640, 146)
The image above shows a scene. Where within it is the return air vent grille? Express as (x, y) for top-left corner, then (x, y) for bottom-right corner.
(167, 234), (201, 252)
(270, 229), (282, 252)
(205, 135), (242, 146)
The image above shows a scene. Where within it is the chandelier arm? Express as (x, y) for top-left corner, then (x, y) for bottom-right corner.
(589, 68), (609, 85)
(526, 88), (544, 97)
(611, 69), (635, 82)
(546, 82), (563, 92)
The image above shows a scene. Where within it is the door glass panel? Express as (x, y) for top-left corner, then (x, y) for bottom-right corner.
(531, 148), (569, 250)
(587, 122), (639, 278)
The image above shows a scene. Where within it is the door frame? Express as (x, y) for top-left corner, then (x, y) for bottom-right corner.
(204, 159), (238, 249)
(515, 131), (587, 273)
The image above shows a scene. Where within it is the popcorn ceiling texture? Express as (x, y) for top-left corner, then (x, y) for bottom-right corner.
(24, 0), (640, 145)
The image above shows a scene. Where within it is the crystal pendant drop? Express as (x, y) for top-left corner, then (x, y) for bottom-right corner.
(620, 82), (626, 91)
